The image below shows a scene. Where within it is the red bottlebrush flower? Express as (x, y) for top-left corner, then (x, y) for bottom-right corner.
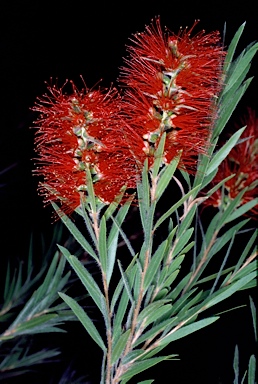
(203, 108), (258, 218)
(33, 81), (138, 214)
(119, 17), (225, 171)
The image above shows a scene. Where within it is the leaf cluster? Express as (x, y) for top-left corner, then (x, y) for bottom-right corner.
(0, 224), (86, 381)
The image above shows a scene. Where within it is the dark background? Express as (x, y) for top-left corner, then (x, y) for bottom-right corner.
(0, 1), (257, 383)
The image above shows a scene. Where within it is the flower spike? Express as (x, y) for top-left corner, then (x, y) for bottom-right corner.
(119, 17), (226, 171)
(33, 81), (138, 214)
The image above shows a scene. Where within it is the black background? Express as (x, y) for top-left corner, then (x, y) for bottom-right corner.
(0, 1), (257, 383)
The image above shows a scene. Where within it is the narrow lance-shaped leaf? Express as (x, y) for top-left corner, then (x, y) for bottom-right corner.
(155, 155), (180, 201)
(111, 329), (131, 365)
(206, 126), (246, 176)
(213, 77), (252, 139)
(225, 199), (258, 223)
(204, 272), (257, 309)
(85, 166), (97, 213)
(137, 300), (171, 324)
(222, 22), (246, 74)
(154, 185), (200, 230)
(209, 219), (249, 258)
(201, 174), (235, 195)
(223, 42), (258, 95)
(137, 160), (150, 230)
(120, 355), (177, 382)
(144, 240), (168, 291)
(99, 216), (107, 275)
(233, 345), (239, 384)
(159, 316), (219, 346)
(133, 317), (178, 348)
(233, 230), (257, 276)
(59, 292), (106, 352)
(58, 245), (105, 313)
(172, 228), (194, 257)
(52, 203), (98, 261)
(139, 304), (173, 331)
(107, 196), (133, 249)
(104, 186), (127, 221)
(249, 296), (257, 342)
(248, 355), (256, 384)
(137, 381), (155, 384)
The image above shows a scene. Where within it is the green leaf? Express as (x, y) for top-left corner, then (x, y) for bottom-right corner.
(155, 156), (180, 201)
(210, 219), (249, 258)
(210, 232), (236, 296)
(103, 186), (126, 221)
(58, 246), (105, 313)
(106, 230), (119, 287)
(140, 304), (172, 330)
(122, 350), (146, 365)
(166, 254), (185, 275)
(206, 126), (246, 176)
(134, 260), (145, 301)
(137, 160), (150, 230)
(85, 166), (97, 213)
(218, 188), (246, 226)
(177, 204), (197, 236)
(230, 261), (257, 284)
(120, 355), (176, 381)
(172, 228), (194, 257)
(144, 240), (168, 291)
(99, 216), (107, 274)
(138, 301), (171, 324)
(225, 199), (258, 223)
(200, 168), (218, 191)
(107, 197), (133, 250)
(223, 22), (245, 73)
(169, 288), (198, 316)
(112, 264), (138, 342)
(106, 197), (134, 284)
(0, 342), (60, 371)
(109, 214), (135, 258)
(52, 203), (98, 261)
(110, 255), (138, 312)
(154, 185), (200, 230)
(0, 314), (60, 341)
(163, 269), (180, 288)
(213, 77), (252, 139)
(151, 132), (166, 179)
(233, 230), (257, 275)
(33, 250), (59, 300)
(118, 260), (134, 304)
(194, 267), (234, 286)
(193, 150), (215, 193)
(133, 317), (178, 347)
(159, 316), (219, 346)
(202, 174), (235, 196)
(111, 329), (131, 365)
(204, 272), (257, 309)
(248, 355), (256, 384)
(179, 168), (191, 188)
(223, 42), (258, 95)
(168, 273), (192, 301)
(76, 203), (97, 247)
(233, 345), (239, 384)
(59, 292), (106, 352)
(249, 296), (257, 342)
